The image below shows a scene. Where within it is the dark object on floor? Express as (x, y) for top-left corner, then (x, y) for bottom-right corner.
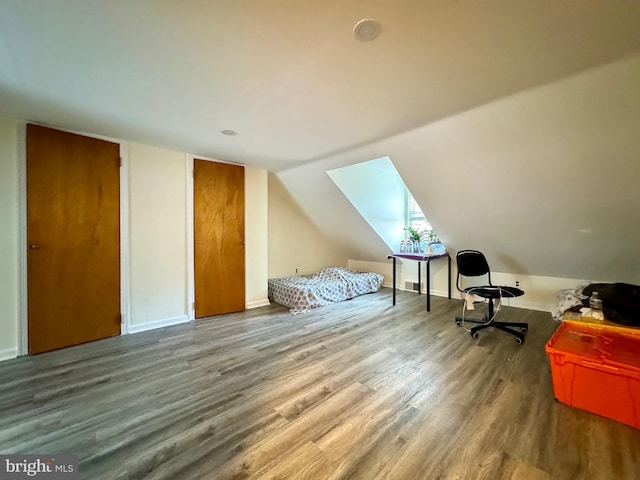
(454, 250), (528, 344)
(582, 283), (640, 327)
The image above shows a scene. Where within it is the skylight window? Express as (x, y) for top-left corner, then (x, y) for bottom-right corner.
(327, 156), (436, 250)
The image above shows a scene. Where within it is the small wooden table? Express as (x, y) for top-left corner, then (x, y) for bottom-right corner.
(387, 252), (451, 311)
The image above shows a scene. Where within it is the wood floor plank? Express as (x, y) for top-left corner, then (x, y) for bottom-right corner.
(254, 440), (336, 480)
(1, 288), (639, 479)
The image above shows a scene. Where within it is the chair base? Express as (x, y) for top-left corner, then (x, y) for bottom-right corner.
(455, 315), (528, 344)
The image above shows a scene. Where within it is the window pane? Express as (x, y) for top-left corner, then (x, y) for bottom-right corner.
(407, 192), (431, 232)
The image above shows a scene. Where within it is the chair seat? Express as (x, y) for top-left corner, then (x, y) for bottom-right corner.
(463, 285), (524, 299)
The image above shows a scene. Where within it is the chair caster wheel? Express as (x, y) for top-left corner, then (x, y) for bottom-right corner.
(521, 327), (528, 333)
(471, 332), (479, 339)
(455, 320), (462, 326)
(516, 337), (524, 344)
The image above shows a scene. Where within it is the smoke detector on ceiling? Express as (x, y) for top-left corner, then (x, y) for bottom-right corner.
(353, 19), (380, 42)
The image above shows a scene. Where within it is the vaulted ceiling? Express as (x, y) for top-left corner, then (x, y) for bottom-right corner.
(279, 53), (640, 282)
(1, 1), (640, 172)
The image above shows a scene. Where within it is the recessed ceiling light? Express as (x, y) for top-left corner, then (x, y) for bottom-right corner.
(354, 19), (380, 42)
(221, 129), (237, 136)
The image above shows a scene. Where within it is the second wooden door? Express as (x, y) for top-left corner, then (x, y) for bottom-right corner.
(194, 159), (245, 317)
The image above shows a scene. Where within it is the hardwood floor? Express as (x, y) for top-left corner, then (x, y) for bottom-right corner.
(1, 288), (639, 479)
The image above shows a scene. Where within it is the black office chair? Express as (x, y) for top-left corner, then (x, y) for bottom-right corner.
(454, 250), (528, 344)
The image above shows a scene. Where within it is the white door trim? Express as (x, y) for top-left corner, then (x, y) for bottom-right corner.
(17, 123), (27, 356)
(186, 154), (195, 321)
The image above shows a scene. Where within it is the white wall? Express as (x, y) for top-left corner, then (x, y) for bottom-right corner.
(268, 172), (348, 278)
(245, 166), (270, 308)
(125, 149), (272, 331)
(0, 118), (19, 360)
(394, 53), (640, 284)
(128, 143), (190, 332)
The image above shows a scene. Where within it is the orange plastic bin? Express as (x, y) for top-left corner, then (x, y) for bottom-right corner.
(545, 322), (640, 429)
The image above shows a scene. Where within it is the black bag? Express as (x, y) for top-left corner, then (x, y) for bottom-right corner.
(582, 283), (640, 327)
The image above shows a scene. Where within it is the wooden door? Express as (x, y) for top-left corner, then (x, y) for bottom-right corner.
(194, 159), (245, 317)
(27, 124), (121, 354)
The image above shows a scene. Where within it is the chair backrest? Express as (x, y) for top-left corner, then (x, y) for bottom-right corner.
(456, 250), (493, 291)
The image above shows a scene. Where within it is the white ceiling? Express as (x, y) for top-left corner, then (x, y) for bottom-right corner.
(2, 1), (640, 172)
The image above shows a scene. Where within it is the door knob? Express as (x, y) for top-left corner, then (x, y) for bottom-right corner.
(30, 244), (40, 249)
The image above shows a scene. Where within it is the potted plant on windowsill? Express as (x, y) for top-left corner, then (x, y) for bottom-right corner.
(402, 227), (443, 254)
(404, 227), (425, 253)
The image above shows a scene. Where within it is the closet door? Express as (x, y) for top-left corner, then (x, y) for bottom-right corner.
(27, 124), (121, 354)
(194, 159), (245, 317)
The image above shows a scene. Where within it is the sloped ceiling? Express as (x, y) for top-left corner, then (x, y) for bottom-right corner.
(2, 1), (640, 282)
(1, 1), (640, 171)
(278, 54), (640, 283)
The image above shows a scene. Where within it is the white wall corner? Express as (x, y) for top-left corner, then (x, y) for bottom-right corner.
(509, 299), (555, 313)
(186, 154), (195, 323)
(247, 298), (271, 309)
(17, 121), (28, 356)
(0, 348), (18, 362)
(119, 141), (131, 335)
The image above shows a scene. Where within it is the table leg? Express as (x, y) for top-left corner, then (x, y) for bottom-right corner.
(417, 261), (421, 294)
(392, 257), (397, 306)
(426, 260), (431, 312)
(448, 255), (451, 299)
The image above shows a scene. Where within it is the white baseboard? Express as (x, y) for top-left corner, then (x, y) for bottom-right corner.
(381, 285), (553, 312)
(0, 348), (18, 362)
(510, 300), (553, 313)
(430, 289), (450, 298)
(128, 315), (191, 334)
(246, 298), (271, 309)
(381, 283), (449, 298)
